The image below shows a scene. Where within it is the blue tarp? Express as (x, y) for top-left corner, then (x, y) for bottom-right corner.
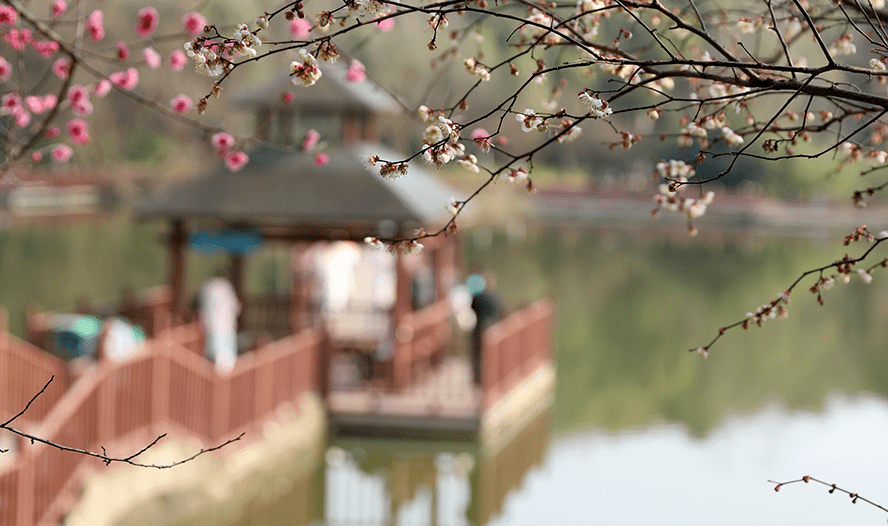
(189, 230), (262, 254)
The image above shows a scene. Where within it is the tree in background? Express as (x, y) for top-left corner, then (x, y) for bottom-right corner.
(2, 0), (888, 351)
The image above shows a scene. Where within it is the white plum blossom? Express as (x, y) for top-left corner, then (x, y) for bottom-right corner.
(828, 34), (856, 56)
(722, 127), (744, 146)
(502, 166), (529, 183)
(463, 57), (491, 81)
(457, 154), (480, 173)
(184, 40), (225, 78)
(447, 197), (461, 216)
(656, 159), (695, 179)
(857, 269), (874, 284)
(423, 124), (444, 145)
(417, 105), (436, 123)
(364, 236), (385, 250)
(290, 49), (322, 87)
(737, 17), (756, 34)
(577, 90), (612, 118)
(516, 108), (544, 132)
(232, 22), (262, 57)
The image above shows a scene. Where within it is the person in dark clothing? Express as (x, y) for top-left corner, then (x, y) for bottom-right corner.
(468, 272), (503, 384)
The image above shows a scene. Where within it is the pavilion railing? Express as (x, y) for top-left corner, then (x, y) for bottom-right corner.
(0, 326), (322, 526)
(392, 298), (452, 390)
(23, 286), (173, 353)
(481, 299), (554, 411)
(0, 309), (68, 426)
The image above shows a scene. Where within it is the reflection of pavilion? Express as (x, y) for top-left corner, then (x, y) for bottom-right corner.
(0, 64), (554, 525)
(323, 407), (551, 526)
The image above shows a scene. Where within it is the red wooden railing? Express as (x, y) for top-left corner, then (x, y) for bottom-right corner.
(392, 298), (452, 390)
(0, 326), (322, 526)
(0, 310), (68, 426)
(481, 299), (554, 411)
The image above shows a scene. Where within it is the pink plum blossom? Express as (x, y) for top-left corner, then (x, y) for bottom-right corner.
(136, 7), (159, 37)
(31, 40), (59, 57)
(168, 50), (187, 71)
(143, 47), (161, 69)
(31, 151), (42, 162)
(182, 12), (207, 35)
(225, 151), (249, 172)
(0, 57), (11, 81)
(44, 126), (60, 138)
(376, 17), (394, 31)
(24, 94), (57, 114)
(0, 6), (17, 25)
(51, 144), (73, 162)
(86, 10), (104, 41)
(314, 153), (329, 166)
(68, 85), (92, 115)
(14, 111), (30, 128)
(4, 29), (32, 50)
(94, 79), (111, 98)
(345, 60), (366, 83)
(109, 68), (139, 90)
(52, 0), (66, 18)
(116, 41), (129, 61)
(282, 91), (294, 104)
(302, 129), (320, 151)
(52, 58), (71, 79)
(290, 18), (311, 38)
(67, 119), (90, 144)
(170, 94), (192, 114)
(211, 132), (235, 153)
(2, 92), (22, 114)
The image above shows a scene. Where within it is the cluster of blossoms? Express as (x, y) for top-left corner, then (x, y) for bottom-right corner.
(651, 160), (714, 235)
(290, 49), (322, 87)
(555, 120), (583, 143)
(363, 236), (424, 255)
(499, 166), (535, 193)
(184, 40), (227, 79)
(417, 111), (478, 172)
(0, 3), (216, 165)
(827, 33), (856, 57)
(366, 155), (409, 180)
(577, 90), (612, 118)
(463, 57), (491, 81)
(742, 292), (790, 329)
(516, 109), (546, 133)
(210, 132), (249, 172)
(521, 9), (563, 46)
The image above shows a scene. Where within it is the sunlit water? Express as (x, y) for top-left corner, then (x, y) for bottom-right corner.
(2, 216), (888, 524)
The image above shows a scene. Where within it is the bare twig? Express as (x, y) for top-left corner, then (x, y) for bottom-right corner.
(769, 475), (888, 515)
(0, 376), (242, 468)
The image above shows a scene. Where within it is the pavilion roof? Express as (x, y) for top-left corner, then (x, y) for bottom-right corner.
(136, 142), (459, 239)
(235, 61), (404, 116)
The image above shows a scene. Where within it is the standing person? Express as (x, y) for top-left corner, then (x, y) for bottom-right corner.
(200, 270), (241, 373)
(468, 271), (503, 384)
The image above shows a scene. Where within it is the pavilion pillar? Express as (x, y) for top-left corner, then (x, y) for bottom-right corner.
(168, 219), (186, 324)
(231, 253), (246, 330)
(394, 249), (412, 324)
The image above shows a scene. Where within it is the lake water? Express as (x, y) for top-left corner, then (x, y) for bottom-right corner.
(2, 216), (887, 524)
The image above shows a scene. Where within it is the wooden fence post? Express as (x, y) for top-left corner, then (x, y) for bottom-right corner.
(151, 340), (171, 433)
(17, 451), (34, 526)
(212, 375), (231, 442)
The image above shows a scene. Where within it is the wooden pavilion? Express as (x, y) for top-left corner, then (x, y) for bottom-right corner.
(136, 141), (461, 392)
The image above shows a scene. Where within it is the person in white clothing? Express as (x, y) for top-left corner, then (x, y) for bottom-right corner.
(200, 271), (241, 373)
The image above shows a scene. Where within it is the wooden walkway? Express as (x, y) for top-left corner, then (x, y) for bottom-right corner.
(328, 356), (481, 439)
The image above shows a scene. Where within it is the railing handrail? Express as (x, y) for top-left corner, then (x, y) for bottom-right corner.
(6, 324), (322, 526)
(481, 298), (554, 410)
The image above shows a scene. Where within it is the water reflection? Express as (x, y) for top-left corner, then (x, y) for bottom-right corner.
(325, 409), (549, 526)
(4, 218), (888, 524)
